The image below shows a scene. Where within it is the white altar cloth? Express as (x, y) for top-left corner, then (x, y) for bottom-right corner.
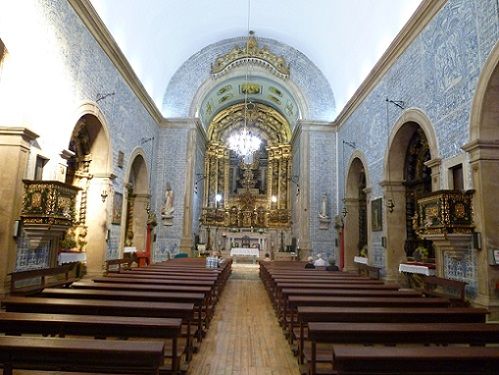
(58, 252), (87, 264)
(398, 263), (436, 276)
(230, 248), (260, 257)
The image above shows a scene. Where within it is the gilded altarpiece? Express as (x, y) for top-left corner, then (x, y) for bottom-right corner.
(201, 143), (291, 229)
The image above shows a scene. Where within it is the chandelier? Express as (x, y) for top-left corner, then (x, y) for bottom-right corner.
(227, 1), (261, 160)
(228, 123), (261, 158)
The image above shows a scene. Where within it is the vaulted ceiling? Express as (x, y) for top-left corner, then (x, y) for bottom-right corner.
(89, 0), (422, 119)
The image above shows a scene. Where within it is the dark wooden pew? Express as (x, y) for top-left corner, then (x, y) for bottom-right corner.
(0, 336), (164, 375)
(1, 296), (196, 361)
(105, 258), (132, 274)
(422, 275), (468, 306)
(286, 295), (450, 345)
(0, 311), (182, 373)
(296, 306), (489, 365)
(71, 281), (216, 324)
(308, 322), (499, 375)
(38, 287), (206, 342)
(333, 345), (499, 374)
(9, 263), (78, 295)
(285, 296), (449, 344)
(278, 288), (421, 324)
(273, 282), (400, 312)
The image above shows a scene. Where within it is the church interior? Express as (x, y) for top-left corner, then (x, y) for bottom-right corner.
(0, 0), (499, 373)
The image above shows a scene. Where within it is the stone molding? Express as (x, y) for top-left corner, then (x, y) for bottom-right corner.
(68, 0), (163, 124)
(335, 0), (446, 127)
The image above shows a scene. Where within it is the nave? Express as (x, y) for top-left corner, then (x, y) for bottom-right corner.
(187, 264), (301, 375)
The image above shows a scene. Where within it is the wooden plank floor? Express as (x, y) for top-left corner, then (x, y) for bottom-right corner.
(187, 264), (301, 375)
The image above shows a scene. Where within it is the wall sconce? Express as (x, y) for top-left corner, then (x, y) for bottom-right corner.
(472, 232), (482, 250)
(101, 188), (108, 203)
(289, 175), (300, 196)
(386, 198), (395, 213)
(342, 206), (348, 217)
(194, 173), (206, 194)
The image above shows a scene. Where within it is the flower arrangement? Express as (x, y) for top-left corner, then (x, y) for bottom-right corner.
(413, 245), (429, 261)
(359, 245), (368, 258)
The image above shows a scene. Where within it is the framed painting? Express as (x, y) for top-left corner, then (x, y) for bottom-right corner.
(112, 192), (123, 225)
(371, 198), (383, 232)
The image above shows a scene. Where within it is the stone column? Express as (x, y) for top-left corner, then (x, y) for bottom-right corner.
(297, 127), (311, 258)
(180, 127), (197, 255)
(343, 197), (360, 272)
(0, 127), (38, 296)
(424, 157), (442, 191)
(463, 140), (499, 312)
(132, 193), (150, 251)
(380, 180), (406, 282)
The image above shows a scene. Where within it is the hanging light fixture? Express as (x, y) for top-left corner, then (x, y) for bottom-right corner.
(227, 1), (261, 160)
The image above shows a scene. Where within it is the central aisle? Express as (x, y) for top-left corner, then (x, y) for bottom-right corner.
(187, 264), (301, 375)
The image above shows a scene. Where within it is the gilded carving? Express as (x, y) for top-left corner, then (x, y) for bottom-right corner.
(211, 31), (290, 79)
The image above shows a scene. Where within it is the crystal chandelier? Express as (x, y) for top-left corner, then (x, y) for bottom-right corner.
(228, 125), (261, 158)
(227, 1), (261, 160)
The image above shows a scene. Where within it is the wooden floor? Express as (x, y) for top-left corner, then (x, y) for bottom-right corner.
(187, 264), (301, 375)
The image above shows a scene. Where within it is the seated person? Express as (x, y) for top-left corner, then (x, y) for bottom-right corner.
(263, 253), (271, 262)
(313, 253), (328, 267)
(326, 256), (340, 271)
(206, 251), (223, 268)
(304, 256), (316, 269)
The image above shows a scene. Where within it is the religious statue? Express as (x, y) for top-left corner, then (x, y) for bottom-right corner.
(319, 193), (331, 229)
(161, 183), (174, 225)
(319, 193), (330, 220)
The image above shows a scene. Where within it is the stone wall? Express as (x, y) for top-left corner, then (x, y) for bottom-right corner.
(0, 0), (159, 269)
(336, 0), (498, 289)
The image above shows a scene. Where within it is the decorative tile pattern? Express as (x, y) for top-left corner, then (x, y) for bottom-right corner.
(163, 36), (336, 122)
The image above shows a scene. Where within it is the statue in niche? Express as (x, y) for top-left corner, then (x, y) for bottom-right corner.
(319, 193), (331, 229)
(161, 183), (174, 225)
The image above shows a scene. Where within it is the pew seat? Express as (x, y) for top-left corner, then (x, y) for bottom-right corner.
(333, 345), (499, 374)
(0, 336), (164, 375)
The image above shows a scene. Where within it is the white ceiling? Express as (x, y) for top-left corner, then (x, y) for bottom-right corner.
(89, 0), (422, 118)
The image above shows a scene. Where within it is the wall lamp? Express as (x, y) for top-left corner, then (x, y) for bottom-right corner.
(101, 188), (108, 203)
(194, 173), (206, 194)
(289, 175), (300, 196)
(386, 198), (395, 213)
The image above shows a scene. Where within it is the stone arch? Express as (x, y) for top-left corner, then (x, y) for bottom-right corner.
(66, 101), (112, 276)
(382, 108), (439, 281)
(469, 41), (499, 141)
(384, 108), (440, 182)
(343, 152), (369, 271)
(464, 41), (499, 308)
(122, 150), (150, 256)
(162, 35), (335, 122)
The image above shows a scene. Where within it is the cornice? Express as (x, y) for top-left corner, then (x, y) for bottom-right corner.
(68, 0), (163, 124)
(299, 120), (337, 132)
(335, 0), (447, 127)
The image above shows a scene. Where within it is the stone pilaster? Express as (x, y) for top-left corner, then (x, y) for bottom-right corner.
(380, 180), (406, 282)
(0, 127), (38, 296)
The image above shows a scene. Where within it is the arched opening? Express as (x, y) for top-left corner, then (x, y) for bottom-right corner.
(384, 120), (436, 280)
(200, 101), (293, 257)
(465, 43), (499, 306)
(403, 127), (433, 258)
(66, 113), (110, 275)
(344, 157), (368, 271)
(123, 154), (150, 255)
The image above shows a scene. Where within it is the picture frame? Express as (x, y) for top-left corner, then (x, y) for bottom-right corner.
(112, 192), (123, 225)
(371, 198), (383, 231)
